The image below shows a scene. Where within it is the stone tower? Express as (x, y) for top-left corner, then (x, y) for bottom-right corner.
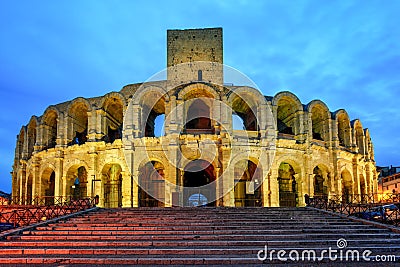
(167, 27), (223, 86)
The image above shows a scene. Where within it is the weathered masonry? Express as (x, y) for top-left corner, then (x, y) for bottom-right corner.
(12, 28), (377, 207)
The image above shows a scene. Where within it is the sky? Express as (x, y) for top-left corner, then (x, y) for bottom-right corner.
(0, 0), (399, 193)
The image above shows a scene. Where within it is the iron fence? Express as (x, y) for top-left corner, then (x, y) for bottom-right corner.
(234, 198), (262, 207)
(0, 196), (98, 231)
(139, 198), (165, 207)
(308, 193), (400, 227)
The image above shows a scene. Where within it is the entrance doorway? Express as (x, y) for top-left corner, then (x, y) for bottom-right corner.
(278, 162), (298, 207)
(138, 161), (165, 207)
(101, 164), (123, 208)
(183, 159), (215, 207)
(234, 160), (262, 207)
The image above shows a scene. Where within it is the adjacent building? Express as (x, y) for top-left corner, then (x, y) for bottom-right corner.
(378, 166), (400, 194)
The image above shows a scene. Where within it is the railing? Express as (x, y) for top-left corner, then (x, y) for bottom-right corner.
(139, 198), (165, 207)
(307, 193), (400, 228)
(311, 139), (326, 147)
(277, 133), (296, 140)
(184, 128), (215, 135)
(234, 198), (262, 207)
(0, 196), (98, 231)
(233, 130), (259, 139)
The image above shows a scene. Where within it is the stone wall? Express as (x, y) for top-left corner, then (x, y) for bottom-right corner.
(11, 82), (377, 207)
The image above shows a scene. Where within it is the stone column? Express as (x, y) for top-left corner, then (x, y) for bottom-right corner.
(169, 96), (177, 125)
(121, 171), (131, 207)
(221, 164), (234, 207)
(11, 174), (18, 199)
(309, 174), (315, 197)
(18, 170), (24, 202)
(93, 171), (103, 206)
(262, 171), (270, 207)
(214, 166), (222, 206)
(32, 160), (41, 199)
(55, 115), (64, 147)
(325, 118), (333, 147)
(96, 109), (106, 140)
(87, 110), (97, 141)
(337, 177), (342, 196)
(54, 156), (63, 196)
(36, 124), (45, 151)
(132, 104), (141, 137)
(164, 155), (177, 207)
(294, 173), (305, 206)
(66, 113), (74, 145)
(331, 118), (339, 147)
(61, 176), (67, 197)
(178, 169), (184, 206)
(352, 163), (360, 196)
(221, 144), (234, 207)
(20, 171), (26, 201)
(269, 168), (280, 207)
(131, 170), (139, 207)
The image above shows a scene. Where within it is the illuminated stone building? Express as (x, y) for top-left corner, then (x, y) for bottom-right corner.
(11, 28), (377, 208)
(378, 166), (400, 194)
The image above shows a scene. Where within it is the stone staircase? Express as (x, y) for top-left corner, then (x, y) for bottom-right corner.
(0, 207), (399, 265)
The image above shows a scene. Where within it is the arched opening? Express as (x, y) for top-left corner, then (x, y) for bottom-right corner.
(276, 96), (299, 136)
(154, 114), (165, 137)
(278, 162), (298, 207)
(142, 94), (166, 137)
(145, 111), (166, 137)
(138, 161), (165, 207)
(102, 96), (124, 143)
(337, 112), (351, 147)
(102, 164), (123, 208)
(27, 119), (37, 158)
(310, 105), (329, 141)
(341, 169), (352, 203)
(66, 166), (88, 199)
(68, 101), (88, 145)
(42, 168), (55, 205)
(313, 166), (329, 197)
(231, 95), (258, 131)
(42, 109), (58, 149)
(198, 70), (203, 81)
(184, 99), (213, 134)
(183, 159), (215, 206)
(234, 160), (262, 207)
(232, 113), (244, 130)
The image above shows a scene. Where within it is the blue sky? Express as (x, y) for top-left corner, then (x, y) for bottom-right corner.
(0, 0), (399, 192)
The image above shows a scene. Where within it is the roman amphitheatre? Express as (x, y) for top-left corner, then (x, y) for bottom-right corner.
(12, 27), (376, 208)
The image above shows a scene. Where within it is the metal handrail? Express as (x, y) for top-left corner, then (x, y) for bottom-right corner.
(0, 196), (98, 231)
(234, 198), (262, 207)
(307, 193), (400, 227)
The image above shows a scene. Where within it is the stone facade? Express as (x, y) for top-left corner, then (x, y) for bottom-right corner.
(11, 28), (377, 207)
(378, 166), (400, 194)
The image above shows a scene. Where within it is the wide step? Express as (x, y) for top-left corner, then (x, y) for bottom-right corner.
(0, 207), (399, 265)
